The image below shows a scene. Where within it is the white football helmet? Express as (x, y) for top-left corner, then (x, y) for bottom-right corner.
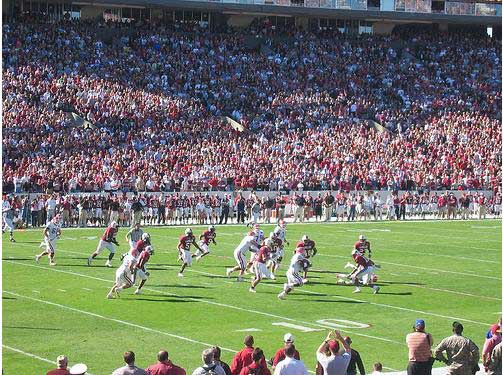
(145, 245), (154, 254)
(302, 235), (309, 242)
(273, 227), (281, 235)
(185, 228), (193, 235)
(142, 233), (150, 242)
(110, 221), (118, 228)
(359, 234), (366, 241)
(265, 238), (274, 247)
(208, 225), (215, 232)
(269, 231), (276, 239)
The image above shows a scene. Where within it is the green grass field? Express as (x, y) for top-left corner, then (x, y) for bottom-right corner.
(3, 220), (502, 374)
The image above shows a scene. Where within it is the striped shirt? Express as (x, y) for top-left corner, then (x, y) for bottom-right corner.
(406, 332), (433, 362)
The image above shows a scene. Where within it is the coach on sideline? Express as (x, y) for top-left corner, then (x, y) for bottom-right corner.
(406, 319), (434, 375)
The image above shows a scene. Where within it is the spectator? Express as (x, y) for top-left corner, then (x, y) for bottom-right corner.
(145, 350), (186, 375)
(406, 319), (434, 375)
(239, 348), (271, 375)
(231, 336), (267, 375)
(486, 342), (502, 375)
(212, 347), (231, 375)
(272, 334), (301, 370)
(434, 322), (480, 375)
(193, 348), (226, 375)
(483, 325), (502, 372)
(343, 336), (365, 375)
(273, 344), (308, 375)
(316, 331), (351, 375)
(370, 363), (383, 375)
(47, 354), (70, 375)
(112, 351), (147, 375)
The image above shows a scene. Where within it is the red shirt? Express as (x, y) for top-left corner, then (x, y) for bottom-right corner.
(272, 347), (301, 367)
(132, 239), (148, 258)
(178, 235), (194, 251)
(231, 347), (268, 375)
(137, 250), (151, 269)
(239, 362), (271, 375)
(256, 246), (271, 264)
(146, 360), (186, 375)
(354, 240), (370, 255)
(353, 254), (371, 268)
(47, 369), (70, 375)
(102, 226), (118, 242)
(201, 230), (216, 245)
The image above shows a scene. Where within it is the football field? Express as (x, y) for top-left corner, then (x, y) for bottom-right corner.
(3, 220), (501, 374)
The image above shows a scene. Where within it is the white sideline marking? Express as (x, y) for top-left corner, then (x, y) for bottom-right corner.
(235, 328), (262, 332)
(2, 345), (95, 375)
(57, 289), (67, 292)
(4, 261), (405, 346)
(380, 248), (499, 264)
(4, 290), (237, 354)
(82, 288), (92, 291)
(272, 322), (324, 332)
(318, 254), (500, 281)
(160, 264), (494, 326)
(32, 290), (40, 294)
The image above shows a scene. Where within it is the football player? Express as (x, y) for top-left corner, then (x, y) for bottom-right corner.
(274, 220), (289, 246)
(107, 253), (137, 299)
(267, 228), (284, 278)
(278, 245), (310, 299)
(177, 228), (203, 277)
(35, 215), (61, 266)
(249, 238), (274, 293)
(133, 245), (154, 295)
(354, 234), (371, 258)
(226, 229), (260, 281)
(347, 250), (380, 294)
(192, 225), (217, 261)
(296, 235), (317, 282)
(2, 196), (15, 242)
(87, 221), (119, 267)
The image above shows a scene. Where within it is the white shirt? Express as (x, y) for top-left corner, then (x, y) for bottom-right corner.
(46, 199), (57, 210)
(236, 235), (258, 254)
(45, 222), (60, 241)
(273, 356), (308, 375)
(289, 253), (304, 273)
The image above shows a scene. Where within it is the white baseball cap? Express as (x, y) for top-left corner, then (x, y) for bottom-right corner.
(69, 363), (88, 374)
(284, 333), (295, 343)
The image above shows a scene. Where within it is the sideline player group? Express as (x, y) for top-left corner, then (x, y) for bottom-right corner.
(27, 215), (381, 299)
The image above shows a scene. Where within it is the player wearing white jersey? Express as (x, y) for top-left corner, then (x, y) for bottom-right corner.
(277, 246), (310, 300)
(35, 215), (61, 266)
(2, 198), (15, 242)
(226, 230), (259, 281)
(107, 254), (137, 299)
(274, 220), (289, 246)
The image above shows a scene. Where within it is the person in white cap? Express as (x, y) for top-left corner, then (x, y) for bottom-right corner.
(69, 363), (88, 375)
(272, 334), (301, 370)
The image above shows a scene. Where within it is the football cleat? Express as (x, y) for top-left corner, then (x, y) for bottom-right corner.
(177, 273), (184, 277)
(226, 268), (233, 277)
(373, 286), (380, 294)
(49, 261), (57, 266)
(10, 238), (15, 242)
(105, 260), (112, 268)
(237, 276), (244, 282)
(249, 287), (256, 293)
(278, 292), (286, 300)
(353, 287), (361, 293)
(107, 293), (114, 299)
(302, 278), (308, 284)
(270, 274), (276, 280)
(87, 257), (92, 266)
(134, 289), (142, 295)
(35, 255), (41, 263)
(196, 255), (202, 262)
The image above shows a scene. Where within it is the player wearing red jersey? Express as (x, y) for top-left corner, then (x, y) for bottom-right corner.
(354, 234), (371, 258)
(295, 235), (316, 282)
(133, 245), (154, 294)
(177, 228), (203, 277)
(249, 239), (274, 293)
(87, 222), (119, 267)
(192, 225), (217, 261)
(347, 250), (380, 294)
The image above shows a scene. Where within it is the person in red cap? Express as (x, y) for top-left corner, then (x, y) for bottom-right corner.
(272, 334), (301, 370)
(316, 331), (351, 375)
(230, 336), (268, 375)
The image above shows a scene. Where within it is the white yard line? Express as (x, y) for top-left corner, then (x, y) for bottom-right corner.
(318, 254), (500, 281)
(2, 345), (95, 375)
(4, 260), (404, 346)
(4, 290), (238, 354)
(377, 248), (499, 264)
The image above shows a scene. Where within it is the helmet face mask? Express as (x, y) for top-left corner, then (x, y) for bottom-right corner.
(302, 235), (309, 242)
(208, 225), (215, 232)
(142, 233), (150, 242)
(185, 228), (192, 236)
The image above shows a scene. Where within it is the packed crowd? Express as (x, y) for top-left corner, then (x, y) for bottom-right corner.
(3, 189), (500, 230)
(2, 21), (501, 194)
(46, 321), (501, 375)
